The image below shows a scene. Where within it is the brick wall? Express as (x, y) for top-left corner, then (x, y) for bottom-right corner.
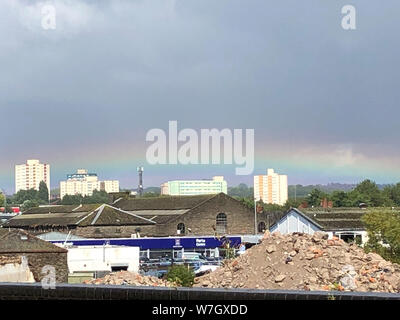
(156, 194), (258, 236)
(0, 252), (68, 283)
(71, 194), (270, 238)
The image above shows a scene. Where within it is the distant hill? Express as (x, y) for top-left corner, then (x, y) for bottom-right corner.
(228, 184), (253, 198)
(143, 187), (161, 194)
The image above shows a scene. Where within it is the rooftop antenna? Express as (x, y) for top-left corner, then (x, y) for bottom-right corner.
(137, 166), (144, 196)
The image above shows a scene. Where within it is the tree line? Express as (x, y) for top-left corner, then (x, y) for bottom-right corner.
(234, 179), (400, 212)
(1, 181), (49, 211)
(1, 181), (111, 211)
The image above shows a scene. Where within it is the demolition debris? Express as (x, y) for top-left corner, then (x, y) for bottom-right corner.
(83, 270), (176, 287)
(194, 232), (400, 293)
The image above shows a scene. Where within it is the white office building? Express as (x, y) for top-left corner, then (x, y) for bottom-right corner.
(160, 176), (227, 196)
(15, 159), (50, 194)
(60, 169), (119, 199)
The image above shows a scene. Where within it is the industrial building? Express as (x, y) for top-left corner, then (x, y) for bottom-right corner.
(269, 207), (369, 244)
(4, 193), (270, 239)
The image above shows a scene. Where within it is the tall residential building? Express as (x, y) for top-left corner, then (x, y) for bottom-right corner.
(60, 169), (119, 199)
(160, 176), (227, 196)
(254, 168), (288, 206)
(15, 159), (50, 194)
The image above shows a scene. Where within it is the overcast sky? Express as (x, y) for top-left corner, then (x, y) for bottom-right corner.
(1, 0), (400, 193)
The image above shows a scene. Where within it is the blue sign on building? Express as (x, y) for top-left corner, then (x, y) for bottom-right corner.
(51, 236), (242, 250)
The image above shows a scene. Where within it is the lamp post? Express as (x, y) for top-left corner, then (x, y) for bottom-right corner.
(137, 166), (144, 196)
(254, 198), (257, 235)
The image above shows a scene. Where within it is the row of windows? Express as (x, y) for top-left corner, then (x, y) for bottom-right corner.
(176, 213), (228, 235)
(176, 217), (267, 235)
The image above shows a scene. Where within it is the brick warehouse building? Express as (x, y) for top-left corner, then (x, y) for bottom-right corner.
(3, 193), (272, 238)
(0, 228), (68, 282)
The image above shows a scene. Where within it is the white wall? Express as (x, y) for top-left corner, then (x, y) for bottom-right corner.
(270, 210), (369, 245)
(270, 211), (321, 234)
(0, 257), (35, 283)
(67, 246), (139, 273)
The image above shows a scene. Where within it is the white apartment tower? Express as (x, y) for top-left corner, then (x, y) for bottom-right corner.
(60, 169), (119, 199)
(15, 159), (50, 194)
(254, 168), (288, 206)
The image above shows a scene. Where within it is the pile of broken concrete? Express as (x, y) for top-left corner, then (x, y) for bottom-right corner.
(194, 232), (400, 293)
(83, 270), (176, 287)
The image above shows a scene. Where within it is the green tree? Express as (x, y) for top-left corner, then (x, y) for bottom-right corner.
(13, 188), (39, 204)
(38, 181), (49, 202)
(166, 265), (195, 287)
(383, 183), (400, 206)
(283, 198), (304, 211)
(351, 179), (389, 207)
(0, 193), (5, 207)
(262, 203), (285, 212)
(60, 194), (84, 205)
(306, 188), (328, 207)
(362, 209), (400, 264)
(82, 190), (110, 204)
(228, 184), (254, 198)
(21, 199), (40, 211)
(331, 191), (351, 207)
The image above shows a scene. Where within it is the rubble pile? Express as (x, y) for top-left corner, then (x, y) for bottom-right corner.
(83, 271), (176, 287)
(194, 232), (400, 293)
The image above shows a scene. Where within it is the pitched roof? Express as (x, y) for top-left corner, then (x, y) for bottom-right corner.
(132, 192), (248, 226)
(271, 208), (368, 231)
(23, 204), (100, 214)
(0, 229), (67, 253)
(133, 210), (189, 224)
(77, 204), (156, 226)
(301, 208), (367, 231)
(115, 194), (217, 211)
(4, 204), (156, 228)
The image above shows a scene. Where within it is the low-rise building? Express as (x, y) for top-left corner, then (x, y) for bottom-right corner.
(0, 228), (68, 283)
(4, 193), (269, 238)
(269, 207), (369, 245)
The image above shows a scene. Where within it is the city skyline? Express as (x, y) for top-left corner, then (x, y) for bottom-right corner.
(2, 1), (400, 193)
(1, 155), (398, 195)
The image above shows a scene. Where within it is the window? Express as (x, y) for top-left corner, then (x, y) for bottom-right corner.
(177, 223), (185, 235)
(258, 221), (266, 233)
(216, 213), (227, 234)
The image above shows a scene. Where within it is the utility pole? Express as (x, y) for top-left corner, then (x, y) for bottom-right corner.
(254, 198), (257, 235)
(137, 166), (144, 196)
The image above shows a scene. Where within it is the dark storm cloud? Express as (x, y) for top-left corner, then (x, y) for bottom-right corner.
(1, 0), (400, 191)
